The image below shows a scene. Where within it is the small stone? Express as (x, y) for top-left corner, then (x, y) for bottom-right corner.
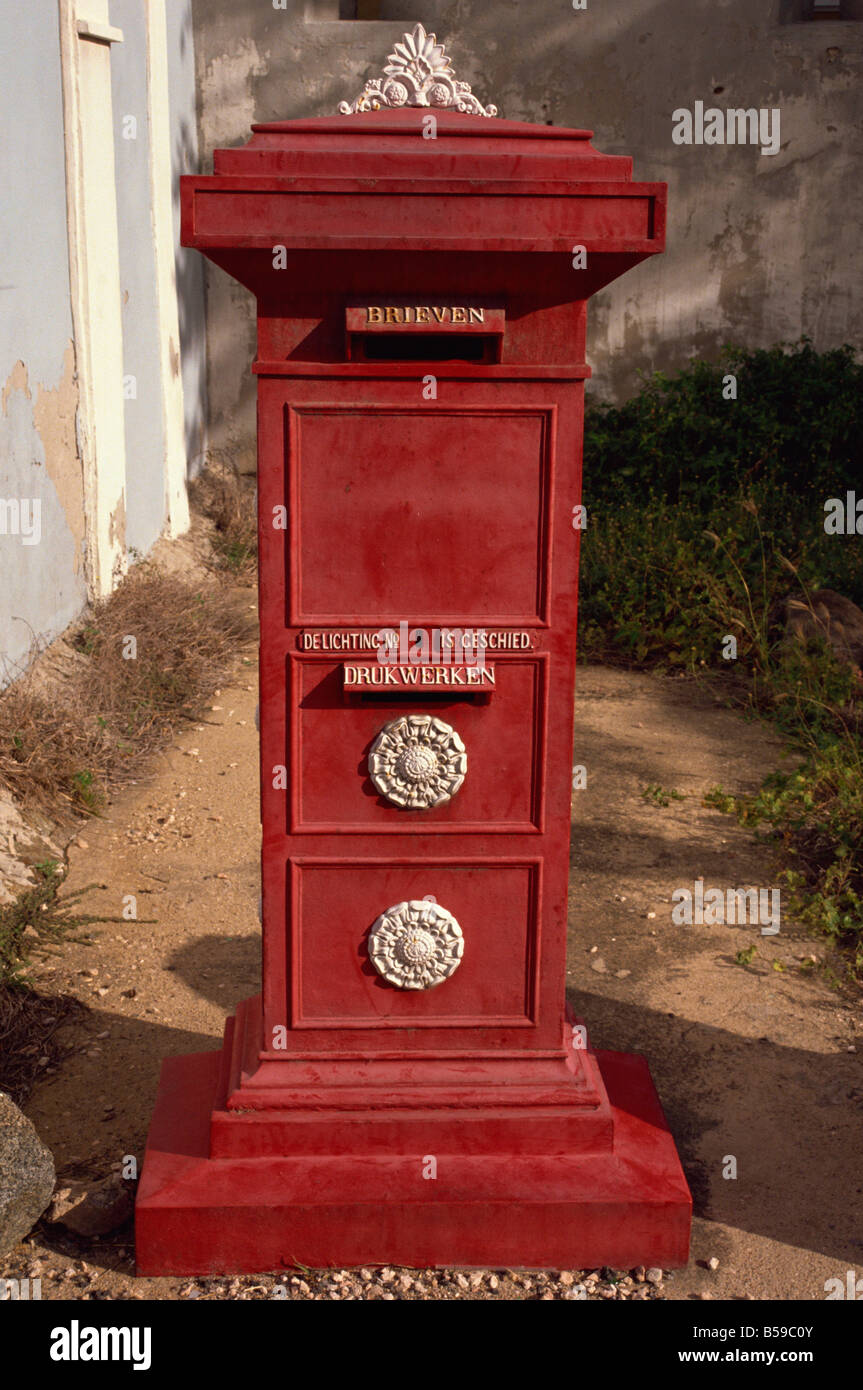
(699, 1291), (713, 1300)
(615, 969), (631, 979)
(559, 1271), (575, 1286)
(359, 1268), (372, 1282)
(50, 1176), (133, 1237)
(645, 1267), (663, 1286)
(707, 1256), (720, 1271)
(590, 958), (607, 974)
(455, 1272), (469, 1290)
(488, 1274), (499, 1290)
(379, 1266), (395, 1284)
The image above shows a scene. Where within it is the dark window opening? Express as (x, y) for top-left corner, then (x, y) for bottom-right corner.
(340, 0), (383, 17)
(303, 1), (382, 19)
(779, 0), (861, 18)
(307, 1), (457, 20)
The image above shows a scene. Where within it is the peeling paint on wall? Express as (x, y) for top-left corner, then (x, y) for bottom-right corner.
(108, 490), (127, 555)
(0, 347), (88, 685)
(33, 344), (85, 575)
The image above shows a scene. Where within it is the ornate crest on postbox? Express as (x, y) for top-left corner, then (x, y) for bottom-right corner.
(339, 23), (498, 117)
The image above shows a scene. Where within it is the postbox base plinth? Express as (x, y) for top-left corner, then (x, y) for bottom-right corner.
(135, 1045), (691, 1276)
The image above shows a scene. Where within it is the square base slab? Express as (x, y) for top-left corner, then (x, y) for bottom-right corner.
(135, 1046), (691, 1275)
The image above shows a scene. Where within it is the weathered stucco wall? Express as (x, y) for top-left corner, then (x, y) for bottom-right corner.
(190, 0), (863, 470)
(1, 5), (207, 686)
(0, 9), (86, 682)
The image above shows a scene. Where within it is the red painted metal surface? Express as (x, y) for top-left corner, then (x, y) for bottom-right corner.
(136, 108), (690, 1274)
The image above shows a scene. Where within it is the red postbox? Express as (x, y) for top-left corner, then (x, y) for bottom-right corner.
(136, 29), (691, 1275)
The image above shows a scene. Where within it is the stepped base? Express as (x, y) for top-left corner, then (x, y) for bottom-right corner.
(135, 1040), (691, 1275)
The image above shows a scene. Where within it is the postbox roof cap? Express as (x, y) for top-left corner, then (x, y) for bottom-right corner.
(213, 108), (634, 184)
(186, 107), (665, 270)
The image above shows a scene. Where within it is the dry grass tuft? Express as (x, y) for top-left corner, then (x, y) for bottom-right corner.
(189, 462), (258, 583)
(0, 555), (256, 1079)
(0, 561), (256, 818)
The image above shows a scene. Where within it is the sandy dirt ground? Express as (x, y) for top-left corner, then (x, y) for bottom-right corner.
(11, 650), (862, 1301)
(569, 663), (862, 1302)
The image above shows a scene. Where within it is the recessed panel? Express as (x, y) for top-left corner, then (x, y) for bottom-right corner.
(289, 407), (552, 623)
(291, 655), (546, 832)
(292, 860), (540, 1029)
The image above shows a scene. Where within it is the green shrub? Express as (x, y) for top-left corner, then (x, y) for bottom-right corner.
(705, 737), (863, 972)
(584, 340), (863, 523)
(0, 862), (113, 991)
(581, 341), (863, 967)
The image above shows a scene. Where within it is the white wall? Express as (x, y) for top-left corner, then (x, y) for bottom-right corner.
(0, 6), (86, 682)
